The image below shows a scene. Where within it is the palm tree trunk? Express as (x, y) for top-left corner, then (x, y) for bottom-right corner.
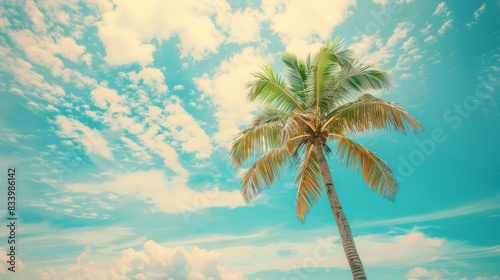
(314, 138), (367, 280)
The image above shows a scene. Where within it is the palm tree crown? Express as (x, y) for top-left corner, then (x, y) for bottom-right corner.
(231, 38), (423, 220)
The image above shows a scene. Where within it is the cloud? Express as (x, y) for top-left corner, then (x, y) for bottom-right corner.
(438, 19), (453, 35)
(160, 97), (213, 159)
(90, 87), (123, 110)
(420, 22), (432, 34)
(424, 35), (437, 44)
(218, 6), (263, 44)
(467, 3), (487, 28)
(0, 247), (26, 274)
(35, 240), (244, 280)
(262, 0), (355, 58)
(432, 2), (448, 16)
(65, 170), (245, 213)
(372, 0), (388, 5)
(406, 267), (442, 280)
(56, 36), (86, 62)
(25, 0), (48, 33)
(128, 67), (168, 94)
(354, 195), (500, 228)
(351, 21), (413, 67)
(97, 0), (229, 65)
(54, 115), (113, 160)
(473, 3), (487, 20)
(214, 228), (499, 276)
(193, 47), (266, 146)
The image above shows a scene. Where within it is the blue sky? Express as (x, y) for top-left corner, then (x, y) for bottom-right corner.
(0, 0), (499, 279)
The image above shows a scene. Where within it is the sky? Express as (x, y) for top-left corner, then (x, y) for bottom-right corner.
(0, 0), (499, 279)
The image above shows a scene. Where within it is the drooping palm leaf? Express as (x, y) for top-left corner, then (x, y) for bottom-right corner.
(334, 136), (398, 200)
(323, 94), (424, 135)
(230, 120), (285, 167)
(294, 145), (323, 221)
(241, 142), (295, 203)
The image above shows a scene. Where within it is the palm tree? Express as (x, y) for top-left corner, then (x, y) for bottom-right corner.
(229, 38), (423, 279)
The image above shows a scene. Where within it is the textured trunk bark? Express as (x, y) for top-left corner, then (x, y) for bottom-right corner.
(314, 138), (367, 280)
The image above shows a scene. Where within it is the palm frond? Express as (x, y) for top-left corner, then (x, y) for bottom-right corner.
(294, 145), (323, 222)
(323, 94), (424, 135)
(247, 64), (304, 111)
(335, 136), (398, 200)
(344, 62), (391, 92)
(230, 120), (285, 167)
(241, 142), (294, 203)
(281, 53), (308, 101)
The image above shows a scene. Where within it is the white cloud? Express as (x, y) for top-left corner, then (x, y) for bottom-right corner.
(467, 3), (487, 28)
(432, 2), (448, 16)
(35, 240), (244, 280)
(194, 47), (266, 146)
(218, 7), (263, 44)
(438, 19), (453, 35)
(7, 30), (96, 88)
(354, 195), (500, 228)
(0, 247), (25, 274)
(373, 0), (388, 5)
(214, 228), (500, 276)
(402, 37), (417, 52)
(420, 22), (432, 34)
(352, 21), (413, 67)
(262, 0), (355, 58)
(65, 170), (245, 213)
(160, 97), (213, 159)
(473, 3), (487, 19)
(25, 0), (48, 33)
(128, 67), (168, 94)
(424, 35), (437, 44)
(56, 36), (86, 62)
(173, 84), (184, 90)
(97, 0), (228, 65)
(90, 87), (123, 109)
(0, 48), (65, 101)
(55, 10), (70, 25)
(54, 115), (113, 160)
(399, 73), (414, 80)
(406, 267), (442, 280)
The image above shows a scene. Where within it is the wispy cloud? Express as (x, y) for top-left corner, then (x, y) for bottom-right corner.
(354, 195), (500, 228)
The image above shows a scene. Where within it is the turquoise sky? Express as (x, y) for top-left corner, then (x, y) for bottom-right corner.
(0, 0), (499, 279)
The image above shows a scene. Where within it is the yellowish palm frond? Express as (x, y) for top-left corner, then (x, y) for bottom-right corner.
(294, 145), (323, 222)
(335, 136), (398, 200)
(230, 121), (285, 167)
(323, 94), (424, 135)
(241, 142), (295, 203)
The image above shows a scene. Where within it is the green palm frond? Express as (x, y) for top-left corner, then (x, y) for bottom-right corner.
(305, 44), (339, 113)
(247, 64), (304, 111)
(334, 136), (398, 200)
(281, 53), (308, 101)
(294, 145), (323, 221)
(323, 94), (424, 135)
(344, 63), (391, 92)
(241, 142), (295, 203)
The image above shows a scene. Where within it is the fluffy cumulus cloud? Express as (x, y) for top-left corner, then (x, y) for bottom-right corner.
(36, 241), (244, 280)
(97, 0), (229, 65)
(64, 170), (244, 213)
(262, 0), (356, 58)
(194, 47), (266, 146)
